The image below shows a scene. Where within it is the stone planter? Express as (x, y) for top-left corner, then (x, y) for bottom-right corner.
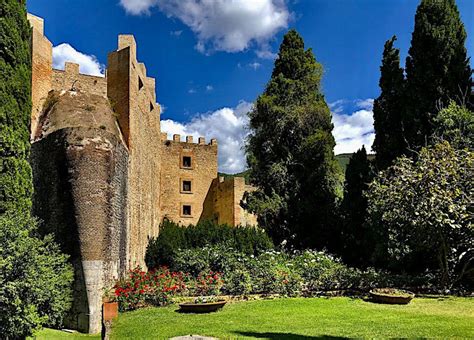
(178, 300), (227, 313)
(103, 301), (118, 320)
(369, 288), (415, 305)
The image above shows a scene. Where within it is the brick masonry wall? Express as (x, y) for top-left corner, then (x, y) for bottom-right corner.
(31, 127), (128, 334)
(28, 13), (52, 140)
(108, 36), (162, 267)
(160, 136), (218, 225)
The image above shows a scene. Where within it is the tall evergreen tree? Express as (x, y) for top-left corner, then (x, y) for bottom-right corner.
(340, 146), (375, 266)
(0, 0), (33, 216)
(404, 0), (472, 150)
(0, 2), (74, 337)
(372, 36), (406, 170)
(245, 29), (342, 248)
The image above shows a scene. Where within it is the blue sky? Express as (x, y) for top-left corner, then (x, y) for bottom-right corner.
(27, 0), (473, 173)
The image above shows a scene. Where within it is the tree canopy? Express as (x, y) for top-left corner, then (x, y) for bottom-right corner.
(245, 29), (342, 248)
(404, 0), (472, 150)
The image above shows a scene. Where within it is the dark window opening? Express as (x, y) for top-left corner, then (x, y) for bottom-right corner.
(138, 77), (144, 90)
(182, 180), (192, 192)
(150, 102), (154, 111)
(183, 205), (191, 216)
(182, 156), (192, 168)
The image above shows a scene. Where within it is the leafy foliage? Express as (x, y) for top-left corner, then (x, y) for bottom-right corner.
(0, 214), (74, 338)
(170, 245), (426, 296)
(434, 101), (474, 149)
(404, 0), (472, 150)
(0, 0), (33, 216)
(245, 29), (342, 248)
(372, 36), (406, 170)
(145, 220), (274, 269)
(365, 142), (473, 288)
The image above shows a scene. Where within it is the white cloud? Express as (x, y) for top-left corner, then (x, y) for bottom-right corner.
(170, 30), (183, 37)
(331, 99), (375, 155)
(188, 88), (196, 94)
(52, 43), (104, 77)
(249, 62), (261, 70)
(256, 49), (277, 60)
(120, 0), (289, 56)
(120, 0), (157, 15)
(355, 98), (374, 110)
(161, 101), (252, 173)
(206, 85), (214, 91)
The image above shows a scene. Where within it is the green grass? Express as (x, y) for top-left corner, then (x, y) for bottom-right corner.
(110, 297), (473, 339)
(32, 328), (100, 339)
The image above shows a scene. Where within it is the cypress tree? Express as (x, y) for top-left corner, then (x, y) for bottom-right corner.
(0, 0), (33, 216)
(372, 36), (406, 170)
(340, 146), (375, 266)
(245, 29), (342, 248)
(0, 2), (74, 337)
(404, 0), (472, 150)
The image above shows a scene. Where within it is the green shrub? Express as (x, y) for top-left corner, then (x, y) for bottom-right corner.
(145, 220), (274, 269)
(170, 246), (388, 296)
(0, 213), (74, 338)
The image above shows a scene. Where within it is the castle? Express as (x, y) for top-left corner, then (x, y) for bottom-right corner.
(27, 14), (256, 333)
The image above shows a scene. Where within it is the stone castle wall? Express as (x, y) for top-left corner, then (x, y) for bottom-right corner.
(202, 177), (258, 226)
(160, 134), (218, 225)
(52, 64), (107, 97)
(28, 13), (256, 334)
(107, 36), (162, 267)
(29, 13), (52, 140)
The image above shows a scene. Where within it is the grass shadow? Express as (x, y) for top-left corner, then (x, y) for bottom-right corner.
(234, 332), (348, 339)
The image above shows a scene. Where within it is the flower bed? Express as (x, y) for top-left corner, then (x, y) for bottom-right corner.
(113, 266), (223, 311)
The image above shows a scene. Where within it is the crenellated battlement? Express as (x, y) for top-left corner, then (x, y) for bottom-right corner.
(160, 133), (217, 146)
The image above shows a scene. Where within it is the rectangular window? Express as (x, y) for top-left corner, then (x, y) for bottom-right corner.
(182, 156), (192, 168)
(182, 180), (192, 192)
(182, 205), (191, 216)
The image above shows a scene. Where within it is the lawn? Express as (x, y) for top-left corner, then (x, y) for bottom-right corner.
(108, 296), (474, 339)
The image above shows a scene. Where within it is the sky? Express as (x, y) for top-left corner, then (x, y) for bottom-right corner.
(27, 0), (473, 173)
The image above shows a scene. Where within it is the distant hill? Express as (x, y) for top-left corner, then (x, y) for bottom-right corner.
(218, 170), (251, 184)
(221, 153), (375, 183)
(336, 153), (375, 174)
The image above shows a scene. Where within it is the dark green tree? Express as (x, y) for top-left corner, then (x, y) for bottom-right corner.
(0, 2), (74, 337)
(0, 0), (33, 216)
(339, 146), (375, 266)
(404, 0), (472, 150)
(372, 36), (406, 170)
(245, 29), (342, 248)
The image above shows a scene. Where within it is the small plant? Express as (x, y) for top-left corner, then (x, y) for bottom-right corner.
(193, 296), (220, 304)
(103, 287), (116, 302)
(42, 91), (60, 113)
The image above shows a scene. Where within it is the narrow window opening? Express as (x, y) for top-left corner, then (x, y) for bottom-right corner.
(183, 205), (191, 216)
(150, 102), (154, 111)
(182, 180), (192, 192)
(138, 77), (144, 90)
(182, 156), (192, 168)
